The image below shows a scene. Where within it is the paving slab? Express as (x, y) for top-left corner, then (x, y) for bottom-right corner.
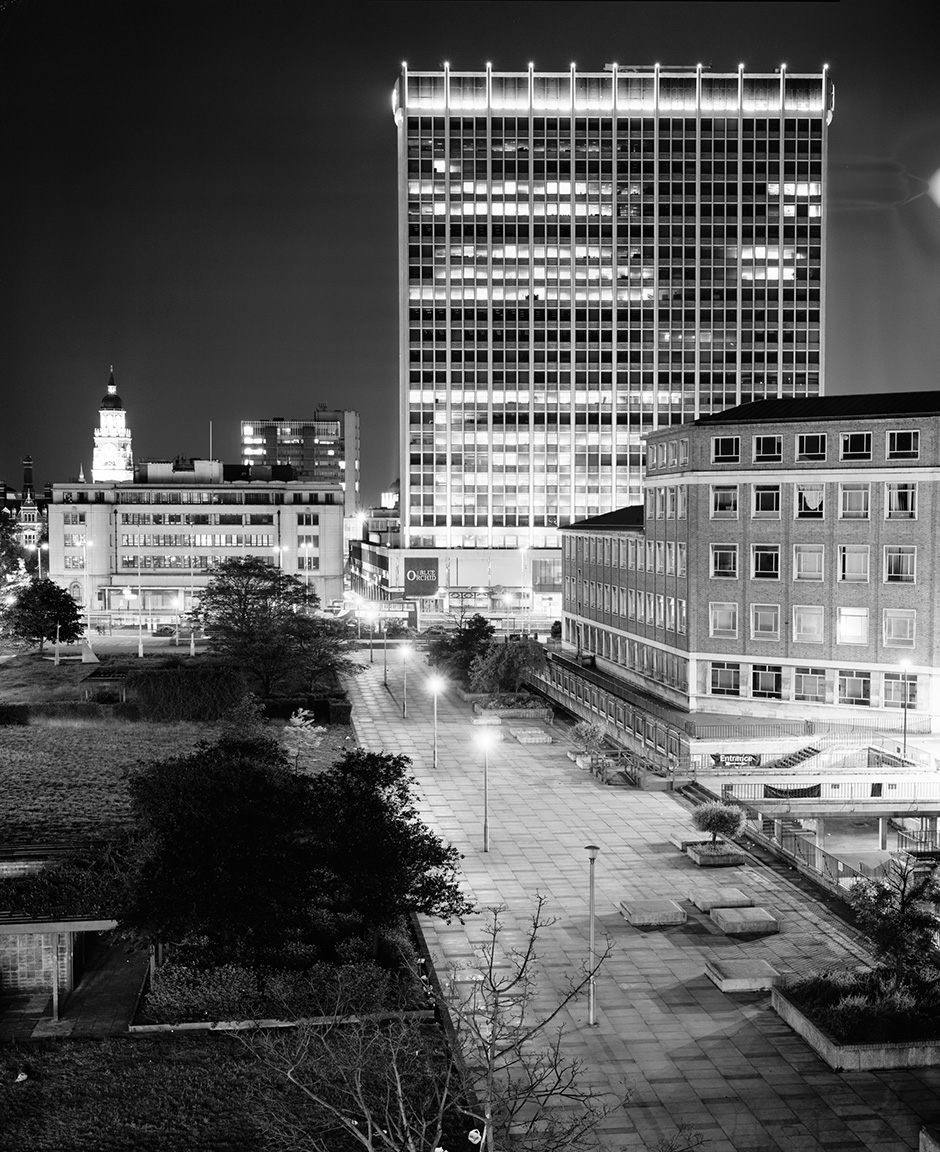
(710, 906), (780, 935)
(619, 899), (687, 926)
(706, 958), (782, 992)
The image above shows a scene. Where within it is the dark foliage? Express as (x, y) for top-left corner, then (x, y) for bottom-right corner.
(125, 663), (245, 721)
(426, 613), (495, 686)
(3, 578), (83, 651)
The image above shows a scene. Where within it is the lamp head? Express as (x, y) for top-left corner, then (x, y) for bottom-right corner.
(584, 843), (601, 861)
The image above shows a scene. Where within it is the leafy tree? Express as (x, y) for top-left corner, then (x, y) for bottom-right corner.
(196, 557), (353, 696)
(691, 801), (745, 846)
(2, 578), (83, 651)
(0, 509), (26, 579)
(469, 636), (547, 695)
(308, 749), (474, 953)
(850, 856), (940, 990)
(427, 613), (495, 686)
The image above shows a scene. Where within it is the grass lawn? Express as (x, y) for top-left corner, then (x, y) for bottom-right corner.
(0, 1035), (275, 1151)
(0, 653), (94, 704)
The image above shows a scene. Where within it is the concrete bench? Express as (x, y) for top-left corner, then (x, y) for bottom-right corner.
(508, 727), (552, 744)
(710, 906), (779, 935)
(688, 885), (753, 912)
(706, 958), (781, 992)
(619, 899), (687, 927)
(669, 830), (714, 851)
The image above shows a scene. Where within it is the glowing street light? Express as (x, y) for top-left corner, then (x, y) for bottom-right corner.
(475, 728), (498, 852)
(584, 844), (601, 1026)
(27, 541), (48, 580)
(364, 610), (377, 664)
(428, 674), (446, 768)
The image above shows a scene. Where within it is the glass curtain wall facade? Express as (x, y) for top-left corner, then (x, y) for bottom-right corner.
(394, 64), (833, 549)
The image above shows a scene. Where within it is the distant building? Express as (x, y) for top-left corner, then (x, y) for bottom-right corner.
(240, 413), (359, 516)
(91, 369), (134, 483)
(46, 459), (346, 625)
(541, 392), (940, 772)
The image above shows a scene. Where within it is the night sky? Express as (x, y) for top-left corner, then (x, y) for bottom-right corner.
(2, 0), (938, 505)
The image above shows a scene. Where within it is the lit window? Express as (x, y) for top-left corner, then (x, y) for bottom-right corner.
(884, 609), (915, 648)
(794, 544), (824, 581)
(837, 607), (869, 645)
(886, 483), (917, 519)
(839, 484), (869, 519)
(840, 431), (872, 461)
(884, 546), (915, 583)
(839, 545), (869, 582)
(793, 605), (824, 643)
(751, 604), (780, 640)
(886, 430), (919, 460)
(884, 672), (917, 710)
(709, 602), (738, 638)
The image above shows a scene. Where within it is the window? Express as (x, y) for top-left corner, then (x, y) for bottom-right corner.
(677, 488), (687, 519)
(711, 485), (738, 519)
(884, 608), (915, 648)
(710, 544), (737, 578)
(751, 604), (780, 640)
(678, 439), (689, 465)
(793, 605), (824, 642)
(837, 606), (869, 645)
(839, 669), (871, 707)
(839, 545), (869, 583)
(666, 487), (676, 518)
(752, 485), (781, 518)
(712, 436), (740, 463)
(884, 671), (917, 709)
(839, 483), (869, 519)
(840, 431), (872, 461)
(795, 484), (825, 519)
(666, 596), (676, 630)
(667, 440), (677, 466)
(886, 483), (917, 519)
(795, 667), (826, 703)
(752, 665), (783, 699)
(666, 541), (676, 574)
(886, 430), (919, 460)
(796, 433), (827, 461)
(655, 595), (665, 627)
(793, 544), (824, 581)
(753, 434), (782, 462)
(677, 599), (687, 634)
(709, 602), (738, 638)
(884, 546), (915, 583)
(710, 662), (740, 696)
(677, 542), (687, 577)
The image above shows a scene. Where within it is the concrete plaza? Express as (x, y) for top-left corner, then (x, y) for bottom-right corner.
(350, 653), (940, 1152)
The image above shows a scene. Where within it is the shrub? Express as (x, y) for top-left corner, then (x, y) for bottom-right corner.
(142, 963), (265, 1024)
(787, 970), (940, 1044)
(691, 801), (745, 845)
(126, 664), (245, 722)
(0, 703), (29, 726)
(572, 720), (605, 751)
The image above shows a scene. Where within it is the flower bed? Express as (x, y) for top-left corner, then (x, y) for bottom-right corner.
(773, 983), (940, 1070)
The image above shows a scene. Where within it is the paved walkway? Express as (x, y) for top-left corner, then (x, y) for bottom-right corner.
(350, 654), (940, 1152)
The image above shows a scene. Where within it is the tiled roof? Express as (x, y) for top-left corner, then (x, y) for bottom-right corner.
(563, 505), (644, 531)
(691, 390), (940, 427)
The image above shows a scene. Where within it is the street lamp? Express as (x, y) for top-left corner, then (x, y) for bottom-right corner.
(400, 643), (412, 718)
(383, 615), (389, 687)
(137, 546), (144, 658)
(428, 674), (445, 768)
(475, 728), (498, 852)
(27, 541), (48, 580)
(519, 545), (528, 633)
(365, 611), (376, 664)
(584, 844), (601, 1026)
(900, 659), (911, 757)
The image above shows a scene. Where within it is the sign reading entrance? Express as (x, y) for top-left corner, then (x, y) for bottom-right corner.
(404, 557), (439, 597)
(710, 752), (762, 768)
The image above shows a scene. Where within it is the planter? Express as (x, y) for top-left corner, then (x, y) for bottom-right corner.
(772, 987), (940, 1071)
(687, 843), (746, 867)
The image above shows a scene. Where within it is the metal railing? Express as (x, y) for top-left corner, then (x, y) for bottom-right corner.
(721, 780), (940, 803)
(896, 829), (940, 853)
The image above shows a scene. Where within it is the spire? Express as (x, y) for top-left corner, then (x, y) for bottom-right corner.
(78, 464), (86, 483)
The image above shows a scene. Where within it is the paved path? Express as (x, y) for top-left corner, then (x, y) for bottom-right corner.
(350, 655), (940, 1152)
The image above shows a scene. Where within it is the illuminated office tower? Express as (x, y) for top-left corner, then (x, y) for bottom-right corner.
(393, 64), (833, 549)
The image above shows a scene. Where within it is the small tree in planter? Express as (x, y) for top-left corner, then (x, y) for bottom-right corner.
(572, 720), (606, 756)
(688, 802), (746, 865)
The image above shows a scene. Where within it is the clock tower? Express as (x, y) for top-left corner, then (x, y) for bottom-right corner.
(91, 368), (134, 483)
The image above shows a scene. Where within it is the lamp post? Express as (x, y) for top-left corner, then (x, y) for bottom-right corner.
(189, 558), (197, 657)
(519, 545), (528, 634)
(83, 538), (92, 642)
(383, 615), (389, 687)
(476, 729), (497, 852)
(901, 660), (911, 757)
(365, 611), (376, 664)
(584, 844), (601, 1026)
(428, 674), (445, 768)
(137, 546), (144, 658)
(400, 643), (412, 718)
(27, 541), (48, 580)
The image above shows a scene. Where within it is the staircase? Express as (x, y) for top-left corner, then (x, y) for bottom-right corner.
(760, 744), (822, 772)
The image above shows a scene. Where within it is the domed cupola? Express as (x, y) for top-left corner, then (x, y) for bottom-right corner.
(92, 366), (134, 482)
(100, 369), (124, 410)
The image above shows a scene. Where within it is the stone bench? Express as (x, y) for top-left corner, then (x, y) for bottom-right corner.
(688, 885), (753, 912)
(669, 830), (713, 851)
(706, 958), (781, 992)
(471, 715), (502, 726)
(508, 727), (552, 744)
(619, 899), (687, 927)
(710, 906), (779, 935)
